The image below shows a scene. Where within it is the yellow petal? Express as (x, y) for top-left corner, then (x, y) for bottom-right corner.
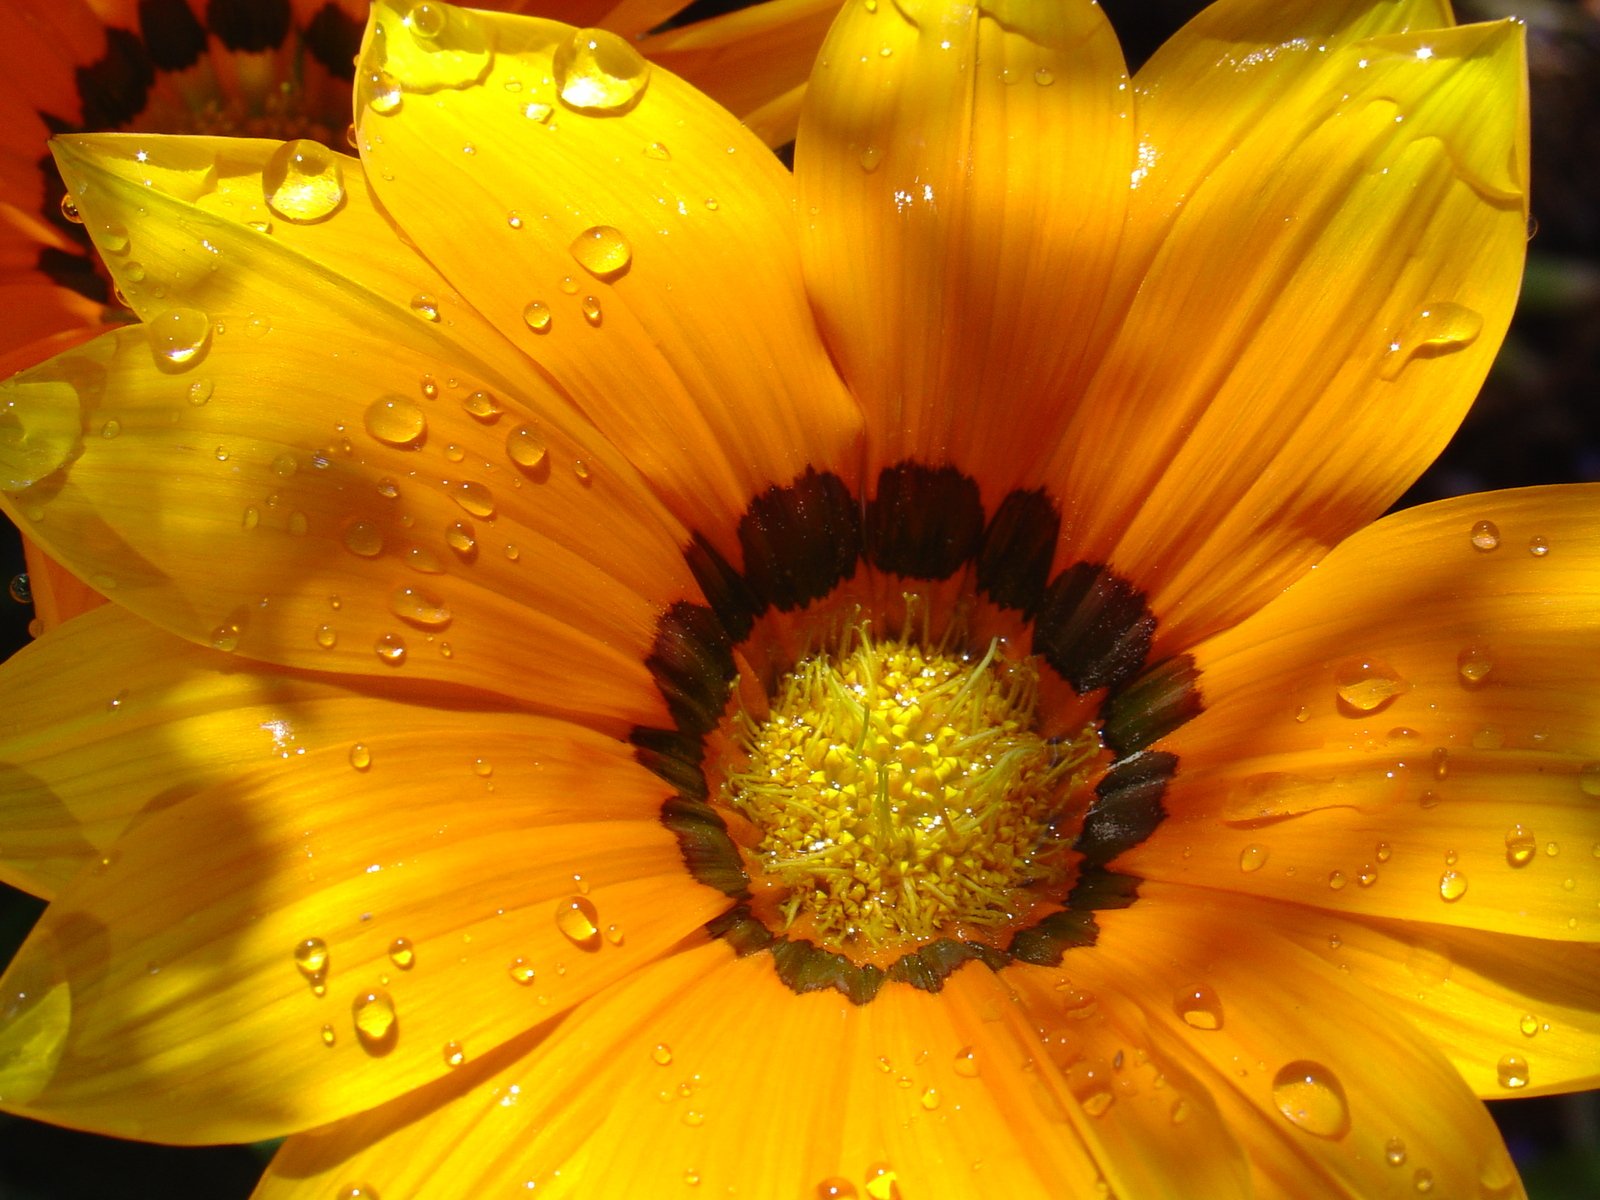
(19, 537), (104, 633)
(1046, 17), (1527, 653)
(795, 0), (1133, 496)
(1129, 486), (1600, 941)
(0, 728), (723, 1142)
(2, 134), (701, 722)
(640, 0), (840, 148)
(354, 1), (862, 551)
(1061, 893), (1522, 1198)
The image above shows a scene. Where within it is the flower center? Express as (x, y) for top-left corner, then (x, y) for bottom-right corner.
(721, 618), (1098, 957)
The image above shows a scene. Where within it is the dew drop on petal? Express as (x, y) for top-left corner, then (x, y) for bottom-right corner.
(1170, 1098), (1190, 1124)
(409, 293), (440, 322)
(349, 743), (372, 770)
(263, 139), (344, 223)
(816, 1181), (857, 1200)
(361, 68), (403, 114)
(446, 520), (477, 559)
(1470, 520), (1501, 552)
(651, 1042), (673, 1065)
(407, 1), (447, 38)
(1334, 659), (1407, 714)
(337, 1185), (378, 1200)
(374, 633), (408, 665)
(462, 390), (501, 422)
(146, 307), (212, 366)
(1438, 869), (1468, 902)
(1528, 535), (1550, 557)
(1520, 1013), (1540, 1037)
(554, 896), (601, 949)
(1379, 302), (1483, 380)
(919, 1087), (940, 1111)
(210, 623), (241, 652)
(864, 1165), (900, 1200)
(1456, 645), (1493, 686)
(1385, 1137), (1407, 1167)
(1577, 762), (1600, 798)
(315, 624), (337, 649)
(554, 28), (650, 113)
(1505, 825), (1536, 868)
(644, 141), (671, 160)
(507, 957), (536, 985)
(953, 1045), (979, 1077)
(320, 1023), (336, 1046)
(569, 226), (631, 279)
(522, 300), (552, 332)
(342, 520), (384, 557)
(1413, 1169), (1434, 1193)
(352, 988), (397, 1052)
(364, 395), (427, 447)
(442, 1039), (465, 1068)
(1496, 1054), (1529, 1089)
(581, 295), (602, 326)
(1239, 844), (1269, 873)
(1271, 1061), (1350, 1138)
(405, 545), (445, 574)
(506, 425), (548, 471)
(388, 937), (415, 969)
(60, 194), (83, 223)
(293, 938), (329, 991)
(452, 479), (495, 517)
(1173, 984), (1223, 1030)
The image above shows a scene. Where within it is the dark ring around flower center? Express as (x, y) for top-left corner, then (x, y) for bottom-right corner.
(632, 462), (1206, 1004)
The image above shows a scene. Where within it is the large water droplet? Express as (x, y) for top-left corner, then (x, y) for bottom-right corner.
(389, 585), (452, 629)
(570, 226), (632, 279)
(1334, 659), (1408, 714)
(554, 895), (601, 949)
(522, 301), (552, 333)
(1173, 983), (1224, 1030)
(553, 28), (651, 112)
(364, 395), (427, 447)
(1470, 519), (1501, 552)
(1496, 1054), (1528, 1089)
(146, 307), (212, 367)
(263, 139), (345, 223)
(351, 987), (398, 1053)
(445, 520), (477, 560)
(1271, 1061), (1350, 1138)
(406, 1), (447, 38)
(1379, 302), (1483, 380)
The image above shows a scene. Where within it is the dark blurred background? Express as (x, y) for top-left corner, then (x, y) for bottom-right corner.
(1, 0), (1597, 1195)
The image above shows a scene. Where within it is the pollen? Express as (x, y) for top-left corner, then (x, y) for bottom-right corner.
(724, 622), (1097, 953)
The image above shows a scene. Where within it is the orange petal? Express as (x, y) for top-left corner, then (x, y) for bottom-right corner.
(641, 0), (839, 148)
(1046, 16), (1527, 653)
(20, 536), (105, 633)
(354, 1), (862, 549)
(0, 727), (723, 1143)
(795, 0), (1133, 495)
(1131, 486), (1600, 942)
(1055, 892), (1523, 1197)
(2, 133), (701, 723)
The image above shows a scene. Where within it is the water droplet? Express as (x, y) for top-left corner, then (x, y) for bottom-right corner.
(410, 293), (440, 322)
(864, 1165), (899, 1200)
(858, 144), (883, 171)
(1376, 842), (1393, 863)
(442, 1039), (465, 1068)
(919, 1086), (940, 1110)
(650, 1042), (673, 1065)
(1327, 870), (1347, 890)
(364, 395), (427, 447)
(1438, 869), (1468, 902)
(1519, 1012), (1540, 1037)
(681, 1109), (704, 1127)
(342, 520), (384, 557)
(506, 425), (548, 471)
(362, 67), (403, 114)
(459, 392), (501, 425)
(1034, 67), (1055, 85)
(96, 220), (129, 254)
(952, 1045), (979, 1077)
(1356, 866), (1377, 887)
(210, 623), (241, 652)
(1578, 762), (1600, 797)
(98, 418), (120, 439)
(1495, 1054), (1529, 1088)
(320, 1023), (336, 1046)
(146, 307), (212, 366)
(389, 586), (451, 630)
(570, 226), (632, 279)
(337, 1185), (378, 1200)
(521, 300), (552, 332)
(1379, 302), (1483, 380)
(1413, 1168), (1434, 1193)
(1456, 645), (1493, 686)
(446, 520), (477, 559)
(554, 896), (601, 949)
(405, 545), (446, 574)
(1271, 1061), (1350, 1138)
(572, 459), (592, 481)
(263, 139), (345, 223)
(269, 452), (298, 479)
(1385, 1137), (1407, 1167)
(452, 479), (495, 517)
(349, 743), (372, 770)
(553, 28), (651, 112)
(1239, 844), (1269, 873)
(1334, 659), (1408, 714)
(644, 141), (671, 161)
(1173, 983), (1224, 1030)
(1528, 535), (1549, 557)
(294, 938), (329, 991)
(507, 957), (536, 985)
(315, 624), (337, 649)
(186, 378), (214, 405)
(374, 633), (408, 665)
(581, 295), (602, 326)
(407, 1), (447, 38)
(507, 211), (524, 228)
(816, 1181), (858, 1200)
(603, 922), (624, 946)
(522, 100), (554, 122)
(1066, 1062), (1114, 1117)
(388, 937), (415, 969)
(1470, 519), (1500, 552)
(351, 988), (397, 1052)
(60, 194), (83, 223)
(1504, 825), (1536, 868)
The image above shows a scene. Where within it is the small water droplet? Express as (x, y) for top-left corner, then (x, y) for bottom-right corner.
(864, 1165), (899, 1200)
(522, 300), (552, 332)
(1470, 519), (1501, 552)
(1413, 1168), (1434, 1193)
(919, 1086), (940, 1110)
(1034, 67), (1055, 85)
(554, 28), (651, 112)
(573, 459), (592, 481)
(60, 194), (83, 223)
(410, 293), (440, 322)
(1066, 1062), (1114, 1117)
(1334, 659), (1408, 714)
(554, 896), (601, 949)
(388, 937), (415, 969)
(1327, 870), (1347, 890)
(1239, 844), (1269, 873)
(294, 938), (329, 991)
(1173, 983), (1224, 1030)
(362, 67), (403, 114)
(146, 306), (212, 366)
(1577, 762), (1600, 797)
(507, 957), (536, 985)
(442, 1039), (465, 1068)
(603, 922), (624, 945)
(506, 211), (524, 228)
(210, 623), (241, 652)
(858, 144), (883, 171)
(1271, 1061), (1349, 1138)
(506, 425), (548, 471)
(816, 1180), (858, 1200)
(263, 139), (345, 223)
(522, 100), (554, 121)
(342, 520), (384, 558)
(351, 988), (397, 1052)
(96, 220), (129, 254)
(1528, 535), (1549, 557)
(404, 545), (445, 574)
(952, 1045), (979, 1077)
(374, 633), (408, 665)
(644, 141), (671, 160)
(1495, 1053), (1529, 1088)
(320, 1023), (336, 1046)
(581, 295), (602, 325)
(1504, 825), (1536, 868)
(349, 743), (372, 770)
(650, 1042), (673, 1065)
(446, 520), (477, 559)
(1356, 865), (1377, 887)
(461, 391), (501, 422)
(1456, 645), (1493, 686)
(315, 624), (337, 649)
(452, 479), (495, 517)
(407, 1), (447, 38)
(336, 1186), (378, 1200)
(1379, 302), (1483, 380)
(187, 378), (214, 405)
(1385, 1137), (1407, 1167)
(419, 375), (439, 400)
(1438, 869), (1468, 902)
(681, 1109), (705, 1127)
(364, 395), (427, 447)
(570, 225), (632, 279)
(1376, 842), (1393, 863)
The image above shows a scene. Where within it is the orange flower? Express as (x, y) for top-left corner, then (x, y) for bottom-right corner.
(1, 1), (1595, 1196)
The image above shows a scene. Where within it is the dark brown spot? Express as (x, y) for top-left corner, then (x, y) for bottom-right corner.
(303, 2), (364, 81)
(863, 461), (984, 580)
(1102, 654), (1204, 757)
(139, 0), (207, 71)
(205, 0), (291, 52)
(1076, 751), (1175, 867)
(737, 468), (859, 612)
(1032, 561), (1156, 694)
(977, 488), (1060, 619)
